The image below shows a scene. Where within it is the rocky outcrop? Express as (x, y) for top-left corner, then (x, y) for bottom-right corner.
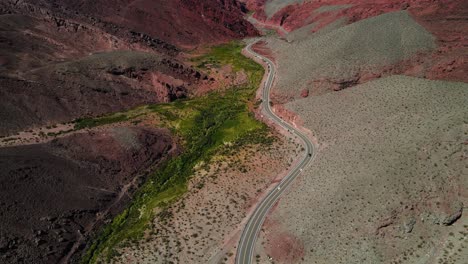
(129, 31), (178, 56)
(0, 0), (180, 56)
(180, 0), (258, 38)
(425, 201), (464, 226)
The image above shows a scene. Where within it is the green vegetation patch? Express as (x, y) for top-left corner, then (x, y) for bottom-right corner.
(74, 114), (129, 130)
(74, 106), (149, 130)
(82, 41), (268, 263)
(192, 41), (263, 83)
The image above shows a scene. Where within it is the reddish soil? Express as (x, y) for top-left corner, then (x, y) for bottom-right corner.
(246, 0), (465, 33)
(0, 1), (259, 263)
(244, 0), (467, 84)
(3, 0), (257, 49)
(0, 0), (258, 136)
(410, 1), (468, 82)
(262, 219), (305, 263)
(252, 40), (276, 63)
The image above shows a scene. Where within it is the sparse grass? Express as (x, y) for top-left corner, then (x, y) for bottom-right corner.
(74, 106), (149, 130)
(192, 41), (263, 78)
(82, 41), (267, 263)
(74, 114), (129, 130)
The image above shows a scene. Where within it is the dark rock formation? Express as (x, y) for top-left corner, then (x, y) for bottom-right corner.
(0, 126), (176, 264)
(1, 0), (258, 48)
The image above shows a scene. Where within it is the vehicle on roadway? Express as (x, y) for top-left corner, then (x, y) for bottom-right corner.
(236, 41), (315, 264)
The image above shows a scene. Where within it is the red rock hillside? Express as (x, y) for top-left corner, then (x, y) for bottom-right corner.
(0, 1), (257, 263)
(5, 0), (258, 48)
(241, 0), (467, 83)
(0, 0), (258, 135)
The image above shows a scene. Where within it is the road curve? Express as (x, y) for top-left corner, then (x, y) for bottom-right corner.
(235, 42), (316, 264)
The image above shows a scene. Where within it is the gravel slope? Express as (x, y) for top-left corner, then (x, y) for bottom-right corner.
(264, 0), (311, 18)
(268, 11), (436, 98)
(256, 75), (468, 263)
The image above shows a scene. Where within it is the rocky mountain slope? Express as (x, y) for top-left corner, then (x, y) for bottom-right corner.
(3, 0), (257, 48)
(0, 0), (257, 136)
(0, 126), (176, 264)
(0, 1), (258, 263)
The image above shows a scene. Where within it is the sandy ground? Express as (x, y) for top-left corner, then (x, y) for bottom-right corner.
(253, 76), (468, 264)
(113, 130), (300, 264)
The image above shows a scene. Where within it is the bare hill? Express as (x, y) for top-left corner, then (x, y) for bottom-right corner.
(268, 11), (436, 99)
(255, 76), (468, 263)
(0, 126), (175, 264)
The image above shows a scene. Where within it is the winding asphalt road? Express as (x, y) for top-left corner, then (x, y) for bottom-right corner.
(235, 42), (316, 264)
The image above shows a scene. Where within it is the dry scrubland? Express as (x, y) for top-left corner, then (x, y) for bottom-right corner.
(285, 17), (347, 43)
(252, 6), (467, 264)
(267, 11), (436, 99)
(255, 76), (467, 263)
(114, 133), (299, 263)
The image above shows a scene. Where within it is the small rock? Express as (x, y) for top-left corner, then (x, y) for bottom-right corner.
(300, 88), (309, 98)
(442, 201), (463, 225)
(402, 217), (416, 233)
(40, 216), (55, 222)
(34, 238), (45, 246)
(0, 237), (9, 251)
(430, 201), (464, 225)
